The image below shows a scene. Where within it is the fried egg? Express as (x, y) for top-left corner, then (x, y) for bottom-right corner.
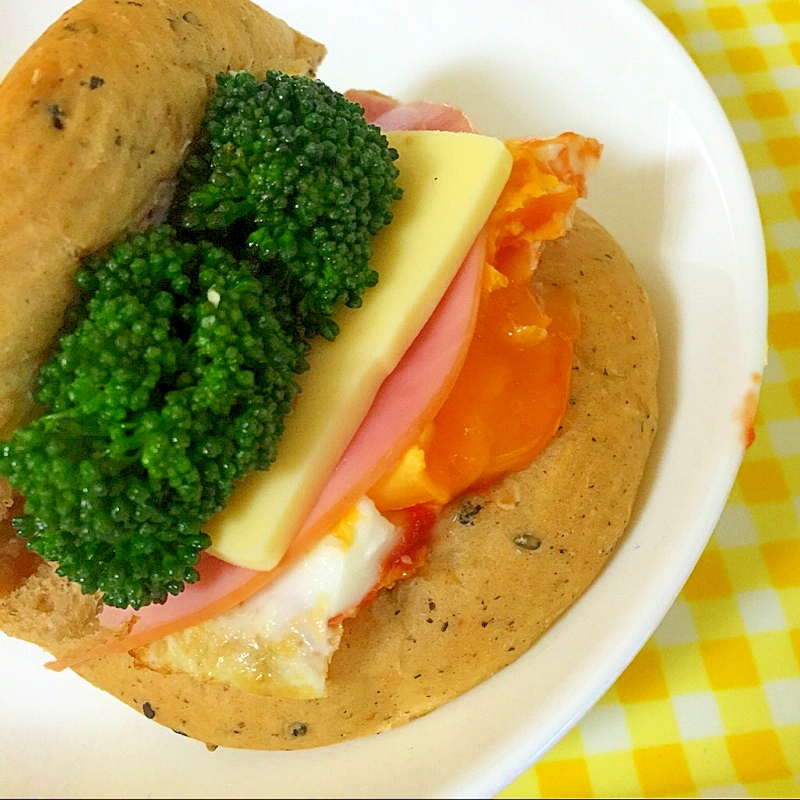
(134, 497), (399, 698)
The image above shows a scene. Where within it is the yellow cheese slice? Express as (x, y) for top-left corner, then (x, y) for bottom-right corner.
(205, 129), (512, 570)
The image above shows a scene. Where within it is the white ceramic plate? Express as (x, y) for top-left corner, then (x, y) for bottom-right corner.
(0, 1), (767, 797)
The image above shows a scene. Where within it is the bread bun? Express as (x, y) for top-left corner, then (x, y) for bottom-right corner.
(0, 209), (658, 749)
(0, 0), (325, 438)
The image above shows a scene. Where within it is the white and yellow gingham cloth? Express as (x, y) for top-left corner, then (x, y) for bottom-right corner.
(501, 1), (800, 797)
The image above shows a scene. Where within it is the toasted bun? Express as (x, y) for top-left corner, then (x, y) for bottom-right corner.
(0, 0), (325, 439)
(0, 209), (659, 749)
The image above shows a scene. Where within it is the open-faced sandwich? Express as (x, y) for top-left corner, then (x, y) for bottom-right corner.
(0, 0), (658, 749)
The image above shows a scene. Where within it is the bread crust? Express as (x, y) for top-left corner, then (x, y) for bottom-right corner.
(0, 210), (659, 749)
(0, 0), (325, 438)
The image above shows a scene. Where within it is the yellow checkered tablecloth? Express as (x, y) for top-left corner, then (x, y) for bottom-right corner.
(501, 1), (800, 798)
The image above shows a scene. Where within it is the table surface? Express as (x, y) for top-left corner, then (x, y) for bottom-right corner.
(501, 1), (800, 797)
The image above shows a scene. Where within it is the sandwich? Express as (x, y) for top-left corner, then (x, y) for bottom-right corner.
(0, 0), (659, 749)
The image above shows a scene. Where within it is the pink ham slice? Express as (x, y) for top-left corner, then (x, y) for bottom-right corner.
(64, 95), (487, 664)
(345, 89), (476, 132)
(266, 232), (485, 562)
(343, 89), (398, 122)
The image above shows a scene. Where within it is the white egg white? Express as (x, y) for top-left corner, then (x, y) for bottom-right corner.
(135, 497), (400, 698)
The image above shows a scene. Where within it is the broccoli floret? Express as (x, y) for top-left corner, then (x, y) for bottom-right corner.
(175, 70), (402, 340)
(0, 226), (305, 609)
(1, 71), (402, 609)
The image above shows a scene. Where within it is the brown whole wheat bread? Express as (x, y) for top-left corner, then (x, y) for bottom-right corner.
(0, 0), (325, 440)
(1, 206), (658, 748)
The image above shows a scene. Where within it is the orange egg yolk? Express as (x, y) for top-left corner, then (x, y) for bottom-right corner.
(369, 139), (583, 511)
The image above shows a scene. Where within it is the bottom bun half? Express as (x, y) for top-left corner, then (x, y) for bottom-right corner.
(0, 209), (659, 749)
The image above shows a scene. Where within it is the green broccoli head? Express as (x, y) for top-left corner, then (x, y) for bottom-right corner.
(176, 70), (402, 340)
(0, 226), (305, 609)
(1, 71), (403, 609)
